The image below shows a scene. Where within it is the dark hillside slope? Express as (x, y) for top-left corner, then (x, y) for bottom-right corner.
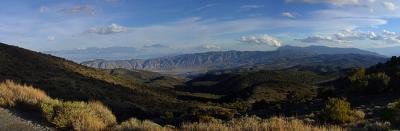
(0, 43), (186, 120)
(184, 70), (330, 103)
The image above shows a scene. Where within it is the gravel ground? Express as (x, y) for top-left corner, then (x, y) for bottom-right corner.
(0, 108), (54, 131)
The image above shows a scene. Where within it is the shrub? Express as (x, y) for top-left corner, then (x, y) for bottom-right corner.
(161, 111), (174, 120)
(0, 80), (117, 131)
(348, 68), (366, 82)
(50, 101), (116, 131)
(0, 80), (53, 107)
(190, 106), (236, 121)
(366, 72), (390, 92)
(320, 98), (364, 123)
(87, 101), (117, 126)
(40, 100), (62, 121)
(113, 118), (172, 131)
(182, 116), (344, 131)
(382, 101), (400, 127)
(351, 121), (392, 131)
(197, 115), (218, 123)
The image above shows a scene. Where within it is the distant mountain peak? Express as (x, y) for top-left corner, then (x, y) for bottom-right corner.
(82, 45), (387, 74)
(278, 45), (384, 57)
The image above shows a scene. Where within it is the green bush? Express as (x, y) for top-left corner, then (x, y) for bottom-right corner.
(382, 101), (400, 127)
(40, 100), (62, 121)
(346, 71), (391, 93)
(351, 121), (392, 131)
(367, 72), (390, 92)
(348, 68), (366, 82)
(197, 115), (217, 123)
(161, 111), (174, 120)
(113, 118), (171, 131)
(320, 98), (364, 123)
(190, 106), (236, 121)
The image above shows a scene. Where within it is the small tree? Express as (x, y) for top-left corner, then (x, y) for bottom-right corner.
(320, 98), (364, 123)
(348, 68), (366, 82)
(367, 72), (390, 92)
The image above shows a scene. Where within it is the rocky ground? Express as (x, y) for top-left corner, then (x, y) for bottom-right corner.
(0, 108), (54, 131)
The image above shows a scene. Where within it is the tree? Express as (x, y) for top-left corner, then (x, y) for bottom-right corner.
(320, 98), (364, 123)
(367, 72), (390, 92)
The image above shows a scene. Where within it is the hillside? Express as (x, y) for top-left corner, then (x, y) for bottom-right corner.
(3, 42), (400, 130)
(0, 43), (189, 121)
(184, 70), (329, 103)
(82, 45), (387, 74)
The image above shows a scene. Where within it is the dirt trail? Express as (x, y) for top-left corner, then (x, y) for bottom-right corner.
(0, 108), (54, 131)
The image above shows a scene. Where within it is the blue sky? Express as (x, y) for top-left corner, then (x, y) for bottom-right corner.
(1, 0), (400, 52)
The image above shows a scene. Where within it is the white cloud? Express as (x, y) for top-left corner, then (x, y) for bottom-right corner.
(303, 0), (400, 19)
(298, 35), (349, 43)
(240, 5), (264, 10)
(298, 29), (400, 44)
(195, 4), (218, 12)
(240, 34), (282, 47)
(39, 6), (49, 13)
(47, 36), (55, 41)
(87, 23), (128, 35)
(333, 29), (379, 41)
(285, 0), (362, 6)
(281, 12), (296, 18)
(383, 29), (396, 35)
(383, 2), (398, 11)
(201, 44), (222, 50)
(60, 5), (95, 15)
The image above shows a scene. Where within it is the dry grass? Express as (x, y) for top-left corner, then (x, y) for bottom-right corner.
(50, 101), (117, 131)
(113, 118), (174, 131)
(182, 116), (345, 131)
(0, 80), (345, 131)
(0, 80), (54, 106)
(0, 80), (116, 131)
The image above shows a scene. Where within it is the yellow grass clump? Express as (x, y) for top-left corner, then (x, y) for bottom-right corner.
(49, 101), (117, 131)
(0, 80), (116, 131)
(113, 118), (174, 131)
(0, 80), (54, 106)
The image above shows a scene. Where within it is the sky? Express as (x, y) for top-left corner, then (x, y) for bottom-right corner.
(2, 0), (400, 53)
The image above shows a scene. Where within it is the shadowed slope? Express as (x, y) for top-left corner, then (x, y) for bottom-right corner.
(0, 43), (186, 121)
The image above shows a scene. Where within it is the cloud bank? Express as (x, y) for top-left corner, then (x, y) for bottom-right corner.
(240, 35), (282, 47)
(298, 29), (400, 44)
(87, 23), (128, 35)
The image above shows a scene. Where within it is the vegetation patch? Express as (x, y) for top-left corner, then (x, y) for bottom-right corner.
(182, 116), (344, 131)
(0, 80), (116, 130)
(320, 98), (364, 123)
(382, 100), (400, 128)
(0, 80), (346, 131)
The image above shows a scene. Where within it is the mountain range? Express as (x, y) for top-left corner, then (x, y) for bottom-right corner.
(82, 45), (387, 74)
(45, 45), (181, 62)
(368, 46), (400, 57)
